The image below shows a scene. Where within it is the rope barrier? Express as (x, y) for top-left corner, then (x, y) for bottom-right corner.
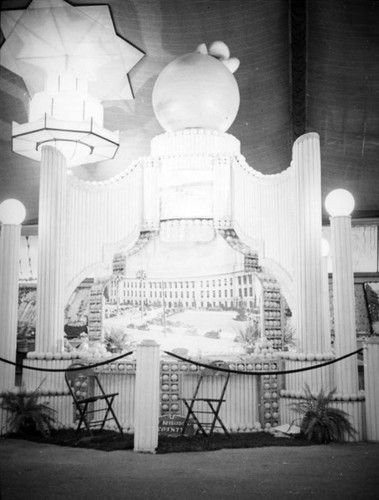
(163, 348), (364, 376)
(0, 350), (134, 372)
(0, 348), (364, 375)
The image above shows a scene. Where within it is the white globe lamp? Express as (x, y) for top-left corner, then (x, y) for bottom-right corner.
(0, 199), (26, 225)
(321, 238), (330, 257)
(325, 189), (355, 217)
(152, 51), (240, 133)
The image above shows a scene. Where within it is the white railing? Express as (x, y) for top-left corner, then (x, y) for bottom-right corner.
(1, 350), (374, 443)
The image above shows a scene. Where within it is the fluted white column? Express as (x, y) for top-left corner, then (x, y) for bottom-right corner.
(321, 254), (331, 353)
(142, 160), (160, 231)
(330, 215), (359, 395)
(213, 156), (232, 228)
(0, 224), (22, 390)
(134, 339), (160, 453)
(364, 338), (379, 441)
(35, 146), (67, 353)
(292, 133), (323, 353)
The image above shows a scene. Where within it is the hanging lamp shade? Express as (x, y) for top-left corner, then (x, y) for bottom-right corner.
(11, 114), (121, 166)
(0, 0), (144, 166)
(0, 0), (144, 101)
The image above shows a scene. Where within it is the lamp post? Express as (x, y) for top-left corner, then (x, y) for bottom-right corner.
(0, 199), (26, 390)
(325, 188), (358, 395)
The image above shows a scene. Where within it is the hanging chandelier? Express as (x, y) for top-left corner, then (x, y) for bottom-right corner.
(0, 0), (144, 167)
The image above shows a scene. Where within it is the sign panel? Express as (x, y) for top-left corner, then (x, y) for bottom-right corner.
(158, 415), (195, 437)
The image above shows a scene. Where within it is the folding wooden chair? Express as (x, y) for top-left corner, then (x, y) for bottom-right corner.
(65, 361), (123, 436)
(181, 360), (230, 439)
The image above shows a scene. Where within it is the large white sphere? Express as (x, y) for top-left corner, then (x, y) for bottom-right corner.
(0, 198), (26, 224)
(325, 189), (355, 216)
(152, 52), (240, 133)
(321, 238), (330, 257)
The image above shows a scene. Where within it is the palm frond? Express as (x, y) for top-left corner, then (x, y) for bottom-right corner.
(1, 382), (57, 436)
(289, 384), (356, 444)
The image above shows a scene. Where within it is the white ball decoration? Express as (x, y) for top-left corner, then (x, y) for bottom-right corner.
(358, 390), (365, 401)
(321, 238), (330, 257)
(325, 189), (355, 216)
(0, 198), (26, 225)
(230, 422), (239, 433)
(152, 51), (240, 133)
(208, 41), (230, 60)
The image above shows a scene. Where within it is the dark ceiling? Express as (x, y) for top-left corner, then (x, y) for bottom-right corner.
(1, 0), (379, 225)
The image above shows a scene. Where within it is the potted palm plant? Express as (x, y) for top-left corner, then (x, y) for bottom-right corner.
(290, 384), (356, 444)
(1, 382), (56, 437)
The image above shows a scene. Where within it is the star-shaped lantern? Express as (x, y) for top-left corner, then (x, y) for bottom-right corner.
(0, 0), (144, 166)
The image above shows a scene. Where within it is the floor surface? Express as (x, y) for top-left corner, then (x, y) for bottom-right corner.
(1, 438), (379, 499)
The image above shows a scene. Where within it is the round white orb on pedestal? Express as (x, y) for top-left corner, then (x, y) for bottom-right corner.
(325, 189), (355, 216)
(152, 52), (240, 133)
(321, 238), (330, 257)
(0, 199), (26, 225)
